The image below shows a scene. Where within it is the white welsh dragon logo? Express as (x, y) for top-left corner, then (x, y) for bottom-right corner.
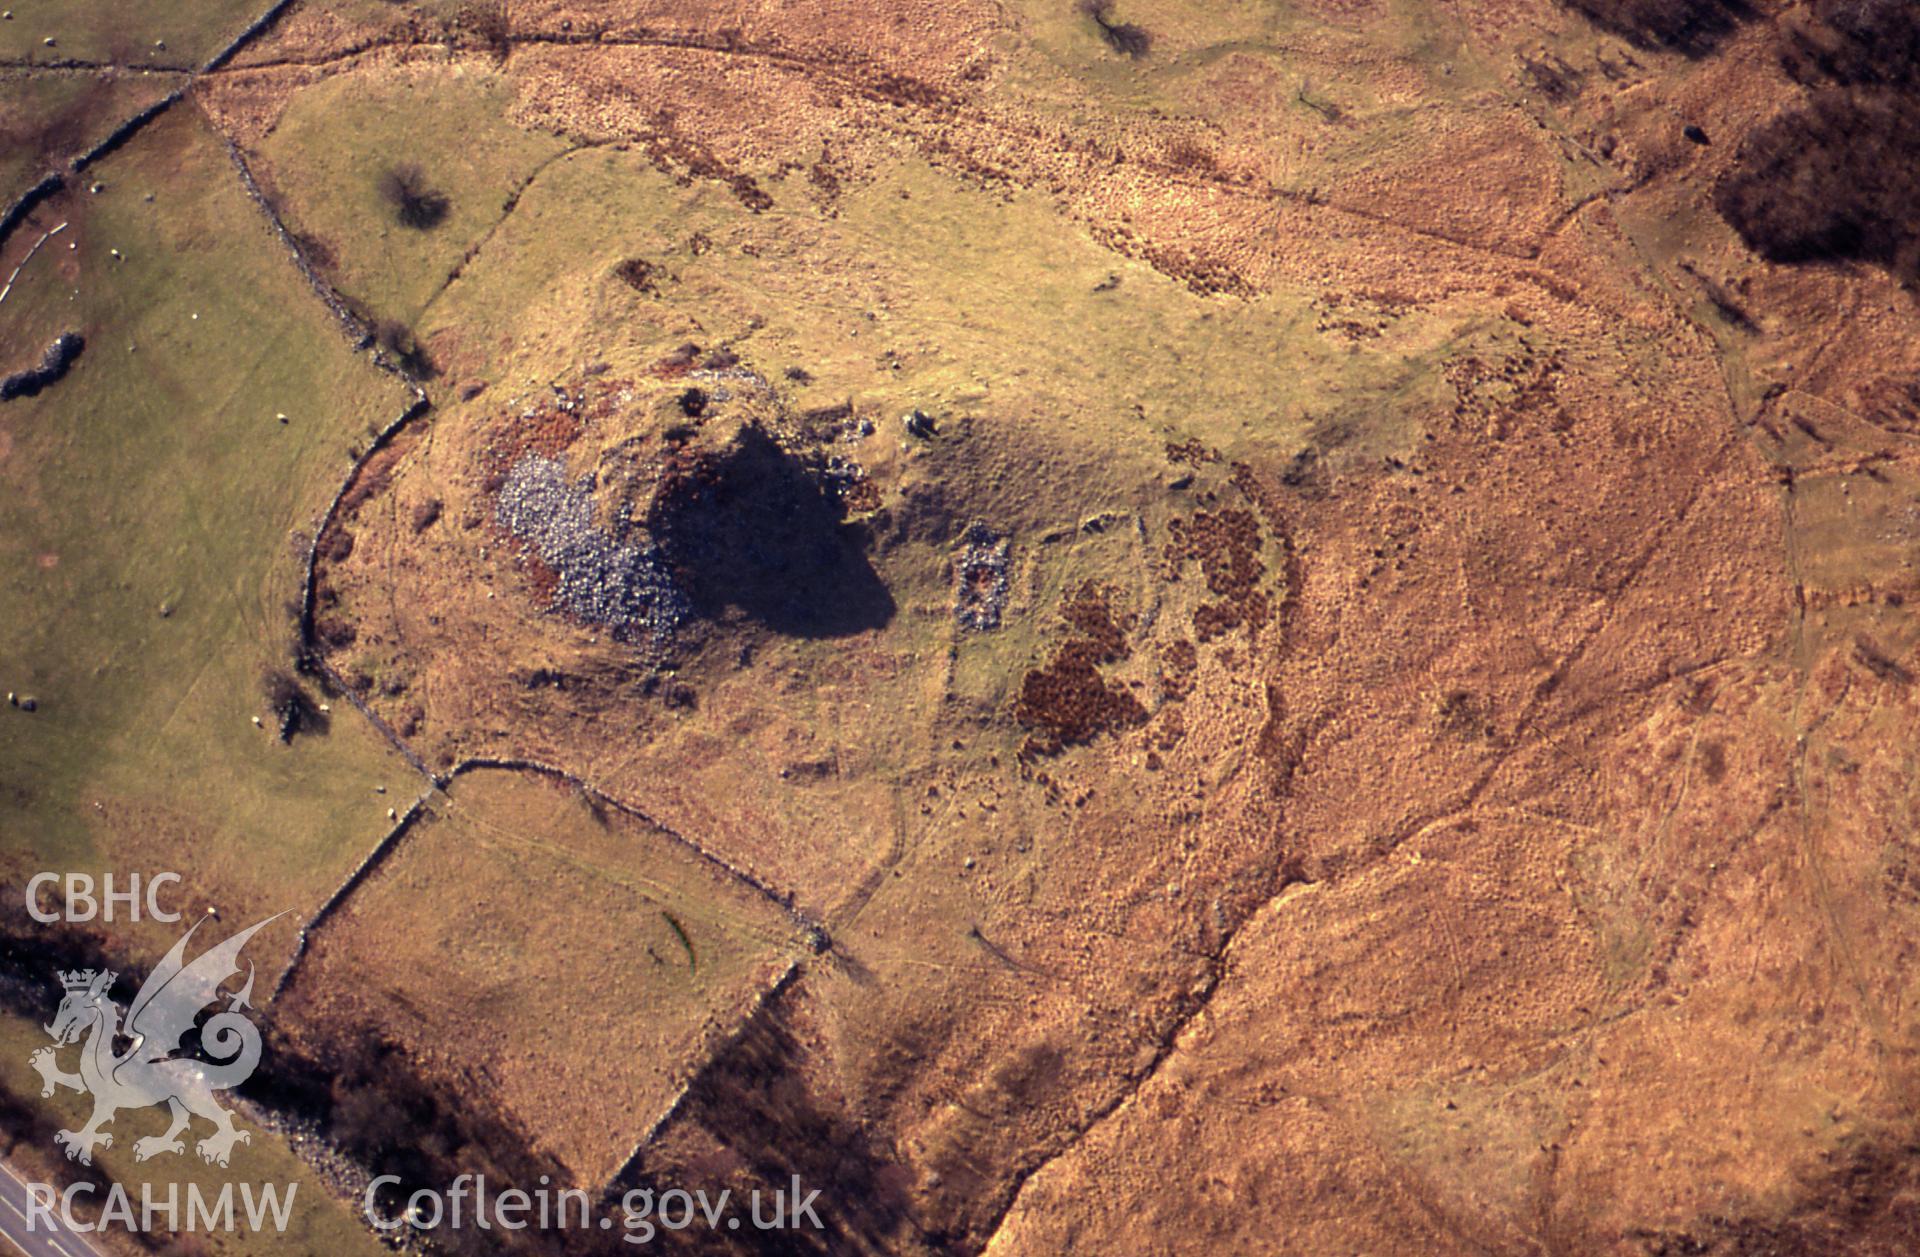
(29, 914), (284, 1168)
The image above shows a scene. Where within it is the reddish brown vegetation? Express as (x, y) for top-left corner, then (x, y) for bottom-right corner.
(1014, 583), (1147, 756)
(1158, 636), (1197, 700)
(1164, 438), (1219, 466)
(1164, 508), (1269, 643)
(615, 257), (660, 294)
(476, 392), (591, 476)
(639, 114), (776, 212)
(651, 343), (700, 377)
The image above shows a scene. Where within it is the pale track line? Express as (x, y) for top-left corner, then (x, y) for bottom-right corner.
(0, 221), (64, 307)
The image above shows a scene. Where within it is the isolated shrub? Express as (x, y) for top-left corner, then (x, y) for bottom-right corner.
(614, 257), (658, 293)
(1714, 89), (1920, 282)
(286, 227), (338, 272)
(455, 0), (511, 63)
(259, 666), (318, 740)
(1557, 0), (1756, 57)
(1296, 79), (1346, 123)
(1519, 51), (1584, 102)
(727, 173), (774, 212)
(263, 666), (305, 708)
(315, 615), (357, 650)
(376, 162), (450, 230)
(1077, 0), (1150, 58)
(373, 318), (410, 360)
(372, 318), (436, 379)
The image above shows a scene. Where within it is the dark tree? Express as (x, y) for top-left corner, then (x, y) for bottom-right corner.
(259, 666), (320, 741)
(376, 162), (450, 230)
(1078, 0), (1151, 58)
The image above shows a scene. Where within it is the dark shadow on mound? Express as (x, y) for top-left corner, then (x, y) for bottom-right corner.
(632, 992), (925, 1256)
(1712, 4), (1920, 286)
(652, 426), (895, 639)
(1715, 94), (1920, 285)
(1558, 0), (1756, 58)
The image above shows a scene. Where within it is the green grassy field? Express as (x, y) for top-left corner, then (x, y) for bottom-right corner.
(0, 70), (185, 207)
(250, 62), (572, 329)
(0, 103), (420, 953)
(0, 0), (265, 66)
